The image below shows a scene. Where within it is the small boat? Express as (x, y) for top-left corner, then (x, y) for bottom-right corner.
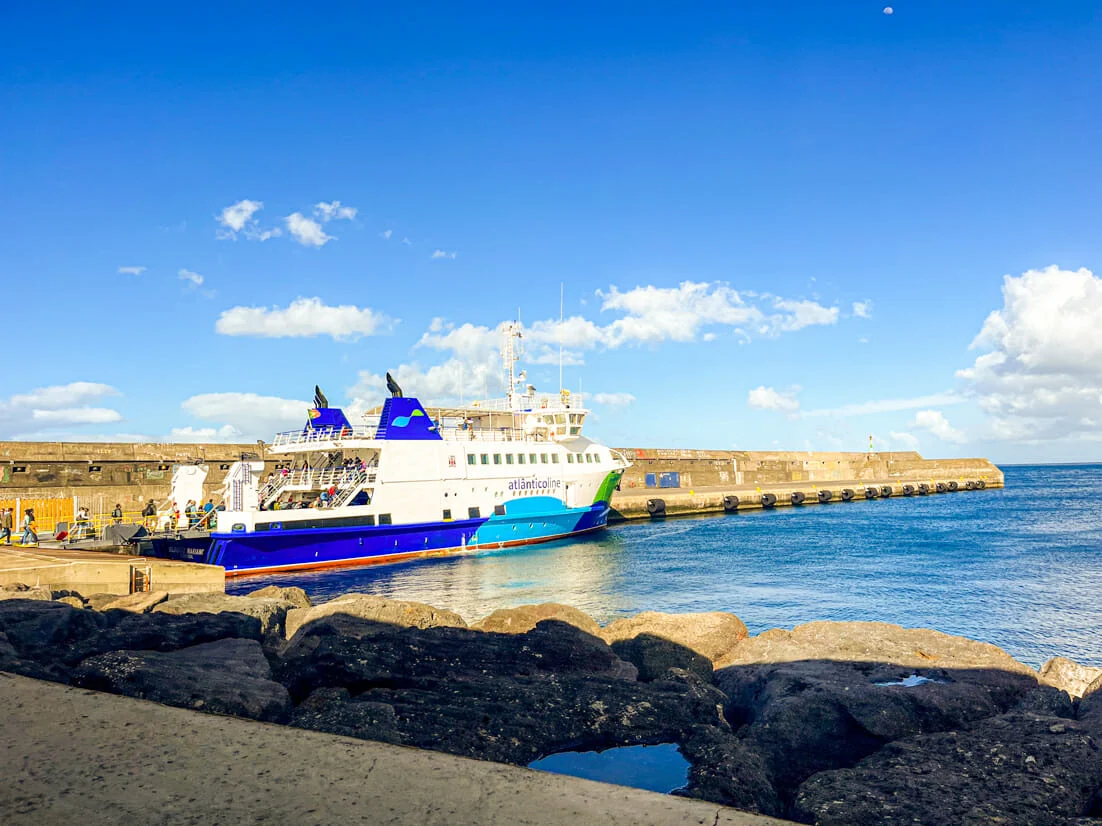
(155, 324), (630, 575)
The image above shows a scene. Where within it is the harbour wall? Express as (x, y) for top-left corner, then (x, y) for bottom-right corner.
(0, 440), (1003, 517)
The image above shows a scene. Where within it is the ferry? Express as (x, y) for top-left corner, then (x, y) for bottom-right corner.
(156, 324), (630, 575)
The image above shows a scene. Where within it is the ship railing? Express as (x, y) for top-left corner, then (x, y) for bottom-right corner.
(259, 465), (376, 506)
(271, 425), (378, 447)
(466, 392), (586, 412)
(327, 468), (370, 509)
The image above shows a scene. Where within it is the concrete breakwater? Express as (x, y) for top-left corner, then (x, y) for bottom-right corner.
(0, 584), (1098, 825)
(0, 438), (1003, 528)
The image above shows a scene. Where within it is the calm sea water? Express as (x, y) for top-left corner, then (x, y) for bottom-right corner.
(228, 465), (1102, 669)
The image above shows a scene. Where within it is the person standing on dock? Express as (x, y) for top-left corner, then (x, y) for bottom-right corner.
(1, 508), (11, 544)
(20, 509), (37, 546)
(112, 503), (123, 524)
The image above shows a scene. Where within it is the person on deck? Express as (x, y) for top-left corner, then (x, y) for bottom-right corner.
(20, 509), (38, 546)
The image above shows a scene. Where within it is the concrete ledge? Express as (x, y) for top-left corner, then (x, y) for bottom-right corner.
(0, 546), (223, 595)
(0, 673), (793, 825)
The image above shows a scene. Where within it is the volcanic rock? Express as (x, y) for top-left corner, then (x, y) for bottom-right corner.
(74, 638), (292, 723)
(245, 584), (312, 609)
(291, 686), (402, 744)
(65, 611), (264, 664)
(792, 712), (1102, 826)
(472, 602), (600, 636)
(0, 584), (52, 602)
(609, 633), (714, 683)
(284, 593), (467, 639)
(716, 622), (1042, 797)
(675, 725), (781, 816)
(102, 591), (169, 613)
(601, 611), (749, 665)
(1039, 656), (1102, 699)
(154, 592), (293, 637)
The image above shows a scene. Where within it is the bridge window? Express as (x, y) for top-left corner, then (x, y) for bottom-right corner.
(551, 454), (559, 464)
(506, 454), (514, 464)
(540, 454), (548, 464)
(595, 454), (601, 463)
(517, 454), (526, 464)
(529, 453), (537, 463)
(480, 454), (489, 465)
(586, 454), (593, 463)
(567, 454), (574, 463)
(467, 455), (476, 465)
(493, 454), (502, 464)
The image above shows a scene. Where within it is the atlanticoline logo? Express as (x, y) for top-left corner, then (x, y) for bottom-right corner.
(508, 478), (563, 492)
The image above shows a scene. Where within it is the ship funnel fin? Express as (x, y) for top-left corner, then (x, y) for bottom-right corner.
(313, 385), (329, 409)
(386, 372), (403, 398)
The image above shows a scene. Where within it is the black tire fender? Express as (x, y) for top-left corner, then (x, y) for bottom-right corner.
(791, 491), (807, 505)
(723, 495), (739, 512)
(646, 498), (666, 517)
(841, 488), (855, 502)
(818, 490), (833, 503)
(865, 487), (879, 499)
(902, 484), (915, 496)
(760, 493), (778, 508)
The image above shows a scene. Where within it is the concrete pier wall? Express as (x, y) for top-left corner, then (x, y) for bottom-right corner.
(0, 440), (1003, 515)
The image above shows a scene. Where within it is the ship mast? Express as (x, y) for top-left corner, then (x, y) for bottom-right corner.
(502, 320), (525, 410)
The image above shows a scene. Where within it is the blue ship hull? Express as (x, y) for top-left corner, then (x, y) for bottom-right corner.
(158, 497), (610, 576)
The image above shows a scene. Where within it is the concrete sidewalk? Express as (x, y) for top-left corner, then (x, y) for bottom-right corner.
(0, 673), (794, 825)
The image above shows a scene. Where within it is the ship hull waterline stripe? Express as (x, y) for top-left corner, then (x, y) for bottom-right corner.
(219, 524), (607, 577)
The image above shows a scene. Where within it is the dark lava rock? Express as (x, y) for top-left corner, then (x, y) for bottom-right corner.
(1080, 676), (1102, 733)
(74, 638), (292, 723)
(275, 618), (729, 768)
(154, 593), (294, 638)
(245, 584), (312, 609)
(0, 599), (105, 657)
(610, 633), (714, 683)
(472, 602), (601, 636)
(601, 611), (749, 666)
(0, 584), (53, 602)
(65, 610), (264, 664)
(291, 686), (402, 744)
(792, 712), (1102, 826)
(1016, 684), (1077, 718)
(277, 618), (638, 698)
(284, 593), (467, 639)
(716, 622), (1042, 798)
(675, 725), (781, 816)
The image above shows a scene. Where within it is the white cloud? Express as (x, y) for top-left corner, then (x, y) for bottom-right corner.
(747, 385), (801, 414)
(957, 265), (1102, 442)
(888, 430), (920, 450)
(180, 392), (309, 441)
(912, 410), (967, 444)
(218, 199), (263, 232)
(0, 382), (124, 438)
(401, 237), (412, 245)
(178, 268), (204, 287)
(314, 201), (357, 222)
(215, 297), (393, 340)
(381, 229), (393, 240)
(285, 213), (334, 247)
(767, 299), (839, 333)
(598, 281), (761, 345)
(591, 392), (636, 407)
(804, 391), (963, 418)
(215, 199), (281, 241)
(852, 300), (873, 318)
(118, 266), (146, 276)
(431, 249), (457, 259)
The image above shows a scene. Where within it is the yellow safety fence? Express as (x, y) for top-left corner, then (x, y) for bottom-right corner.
(0, 498), (74, 535)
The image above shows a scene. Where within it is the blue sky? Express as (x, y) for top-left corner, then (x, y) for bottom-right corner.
(1, 2), (1100, 462)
